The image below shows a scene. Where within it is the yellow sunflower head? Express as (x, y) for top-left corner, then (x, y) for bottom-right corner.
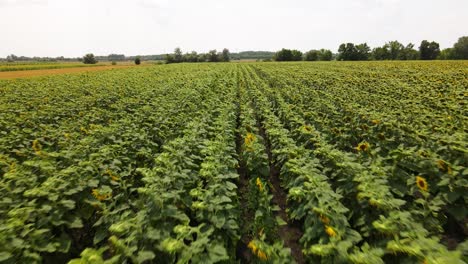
(436, 160), (452, 174)
(416, 176), (428, 192)
(257, 249), (267, 261)
(32, 139), (42, 153)
(256, 177), (264, 192)
(302, 124), (313, 133)
(355, 142), (370, 152)
(319, 214), (330, 225)
(247, 240), (267, 261)
(325, 225), (337, 237)
(247, 240), (257, 252)
(244, 133), (255, 146)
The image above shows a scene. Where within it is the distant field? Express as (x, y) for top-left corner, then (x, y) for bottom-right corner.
(0, 61), (152, 72)
(0, 61), (156, 79)
(0, 61), (466, 263)
(0, 62), (103, 72)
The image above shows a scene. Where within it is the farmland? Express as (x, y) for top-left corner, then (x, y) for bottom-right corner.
(0, 62), (105, 72)
(0, 61), (467, 263)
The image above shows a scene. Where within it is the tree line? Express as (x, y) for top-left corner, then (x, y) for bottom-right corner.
(164, 48), (231, 63)
(335, 36), (467, 61)
(274, 49), (333, 61)
(273, 36), (467, 61)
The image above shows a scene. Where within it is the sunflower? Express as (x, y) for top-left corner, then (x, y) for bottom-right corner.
(92, 189), (111, 201)
(247, 240), (267, 261)
(302, 124), (313, 133)
(9, 162), (16, 173)
(244, 133), (255, 148)
(257, 250), (267, 261)
(256, 177), (264, 192)
(247, 241), (257, 253)
(319, 214), (330, 225)
(106, 169), (120, 182)
(32, 139), (45, 156)
(436, 160), (452, 174)
(416, 176), (428, 192)
(325, 225), (336, 237)
(80, 126), (89, 134)
(355, 141), (370, 152)
(377, 133), (385, 140)
(32, 139), (41, 153)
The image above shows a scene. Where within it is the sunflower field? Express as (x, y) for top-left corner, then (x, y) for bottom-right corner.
(0, 61), (466, 263)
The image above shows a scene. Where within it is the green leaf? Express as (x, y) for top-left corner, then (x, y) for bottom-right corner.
(0, 252), (12, 262)
(94, 228), (108, 245)
(208, 244), (228, 262)
(136, 251), (155, 263)
(276, 216), (287, 226)
(61, 200), (76, 209)
(69, 217), (83, 228)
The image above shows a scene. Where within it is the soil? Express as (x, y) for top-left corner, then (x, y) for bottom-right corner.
(257, 115), (305, 264)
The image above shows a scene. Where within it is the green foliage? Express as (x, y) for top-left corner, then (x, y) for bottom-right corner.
(372, 42), (419, 60)
(0, 61), (466, 263)
(134, 56), (141, 65)
(107, 54), (125, 61)
(274, 49), (292, 61)
(452, 36), (468, 59)
(82, 53), (97, 64)
(438, 48), (454, 60)
(419, 40), (440, 60)
(305, 50), (319, 61)
(338, 43), (370, 61)
(317, 49), (333, 61)
(273, 49), (302, 61)
(207, 49), (219, 62)
(174, 47), (183, 63)
(221, 48), (230, 62)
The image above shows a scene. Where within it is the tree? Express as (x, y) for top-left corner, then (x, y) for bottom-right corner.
(291, 50), (303, 61)
(197, 53), (207, 62)
(165, 54), (175, 64)
(108, 54), (125, 61)
(83, 53), (97, 64)
(452, 36), (468, 59)
(304, 50), (319, 61)
(399, 43), (419, 60)
(6, 54), (17, 62)
(438, 48), (454, 60)
(386, 41), (404, 60)
(221, 48), (230, 62)
(338, 43), (369, 61)
(134, 56), (141, 65)
(318, 49), (333, 61)
(207, 50), (219, 62)
(274, 49), (293, 61)
(183, 51), (199, 62)
(419, 40), (440, 60)
(355, 43), (370, 60)
(337, 43), (356, 60)
(174, 47), (183, 63)
(372, 46), (390, 60)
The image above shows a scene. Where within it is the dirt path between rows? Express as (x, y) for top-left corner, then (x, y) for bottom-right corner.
(257, 120), (305, 264)
(0, 65), (142, 79)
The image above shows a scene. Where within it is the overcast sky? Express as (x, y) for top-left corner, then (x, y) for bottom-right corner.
(1, 0), (467, 57)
